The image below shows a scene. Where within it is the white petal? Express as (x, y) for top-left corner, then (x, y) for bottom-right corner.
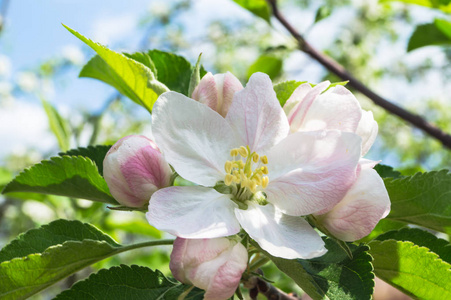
(226, 72), (289, 153)
(356, 110), (378, 156)
(287, 81), (329, 133)
(152, 92), (240, 186)
(283, 83), (313, 115)
(146, 186), (240, 238)
(300, 85), (362, 133)
(316, 167), (390, 241)
(266, 131), (361, 216)
(235, 203), (327, 259)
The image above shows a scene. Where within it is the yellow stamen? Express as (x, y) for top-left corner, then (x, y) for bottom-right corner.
(261, 166), (269, 175)
(239, 146), (248, 157)
(262, 176), (269, 188)
(252, 153), (259, 163)
(225, 174), (234, 185)
(230, 149), (238, 157)
(260, 155), (268, 164)
(225, 161), (233, 173)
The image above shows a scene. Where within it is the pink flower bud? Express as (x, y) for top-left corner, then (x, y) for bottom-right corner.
(170, 237), (248, 300)
(314, 161), (390, 241)
(103, 135), (172, 208)
(191, 72), (243, 117)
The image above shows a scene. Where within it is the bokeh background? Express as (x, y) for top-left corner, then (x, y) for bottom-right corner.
(0, 0), (449, 298)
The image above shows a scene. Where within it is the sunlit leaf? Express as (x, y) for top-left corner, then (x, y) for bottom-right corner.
(407, 19), (451, 51)
(64, 24), (169, 113)
(2, 156), (117, 204)
(59, 145), (111, 176)
(233, 0), (271, 23)
(247, 55), (283, 80)
(369, 239), (451, 299)
(41, 99), (71, 152)
(381, 0), (451, 13)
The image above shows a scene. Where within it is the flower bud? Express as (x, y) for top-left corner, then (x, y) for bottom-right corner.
(191, 72), (243, 117)
(314, 161), (390, 241)
(170, 237), (248, 300)
(103, 135), (172, 208)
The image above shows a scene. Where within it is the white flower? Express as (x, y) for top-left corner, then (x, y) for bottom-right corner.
(147, 73), (362, 259)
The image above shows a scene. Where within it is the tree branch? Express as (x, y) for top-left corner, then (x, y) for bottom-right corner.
(246, 276), (301, 300)
(267, 0), (451, 150)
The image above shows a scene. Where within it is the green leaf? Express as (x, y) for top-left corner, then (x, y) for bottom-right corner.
(384, 170), (451, 233)
(0, 219), (174, 300)
(257, 238), (374, 300)
(369, 239), (451, 299)
(407, 19), (451, 52)
(2, 155), (117, 204)
(247, 55), (283, 80)
(381, 0), (451, 13)
(357, 219), (406, 243)
(375, 227), (451, 264)
(188, 53), (203, 97)
(41, 99), (71, 152)
(314, 5), (332, 23)
(233, 0), (271, 23)
(65, 24), (169, 113)
(273, 80), (306, 107)
(125, 50), (205, 96)
(0, 219), (119, 262)
(59, 145), (111, 176)
(54, 265), (204, 300)
(374, 164), (402, 178)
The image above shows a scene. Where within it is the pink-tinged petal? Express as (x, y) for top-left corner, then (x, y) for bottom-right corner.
(235, 202), (326, 259)
(152, 92), (241, 186)
(170, 237), (248, 300)
(146, 186), (240, 238)
(356, 110), (378, 156)
(266, 131), (361, 216)
(283, 83), (313, 115)
(299, 85), (362, 133)
(219, 72), (244, 117)
(286, 81), (329, 133)
(315, 167), (390, 241)
(191, 72), (218, 111)
(226, 72), (289, 153)
(103, 135), (172, 207)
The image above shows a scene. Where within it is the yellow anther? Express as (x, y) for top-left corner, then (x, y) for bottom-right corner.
(225, 174), (234, 185)
(249, 181), (257, 193)
(262, 176), (269, 188)
(225, 161), (233, 173)
(261, 166), (269, 175)
(253, 175), (262, 185)
(233, 175), (240, 183)
(252, 153), (259, 163)
(261, 155), (268, 164)
(239, 146), (248, 157)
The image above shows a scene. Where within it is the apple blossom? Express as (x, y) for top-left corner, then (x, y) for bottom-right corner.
(170, 237), (248, 300)
(283, 82), (378, 156)
(191, 71), (243, 117)
(103, 135), (172, 208)
(313, 160), (391, 241)
(146, 72), (362, 259)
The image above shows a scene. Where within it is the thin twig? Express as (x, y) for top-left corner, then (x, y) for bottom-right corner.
(267, 0), (451, 150)
(246, 276), (301, 300)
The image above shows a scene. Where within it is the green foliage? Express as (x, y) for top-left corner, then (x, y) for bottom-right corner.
(273, 80), (305, 107)
(374, 164), (402, 178)
(41, 99), (71, 152)
(384, 170), (451, 233)
(407, 19), (451, 51)
(59, 145), (111, 176)
(369, 239), (451, 299)
(54, 265), (204, 300)
(382, 0), (451, 13)
(358, 219), (406, 242)
(375, 227), (451, 263)
(258, 238), (374, 300)
(2, 155), (117, 204)
(247, 55), (283, 80)
(314, 5), (332, 24)
(188, 53), (203, 97)
(64, 25), (169, 113)
(126, 50), (206, 96)
(233, 0), (272, 23)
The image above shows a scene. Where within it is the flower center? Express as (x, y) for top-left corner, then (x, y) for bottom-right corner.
(224, 146), (269, 196)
